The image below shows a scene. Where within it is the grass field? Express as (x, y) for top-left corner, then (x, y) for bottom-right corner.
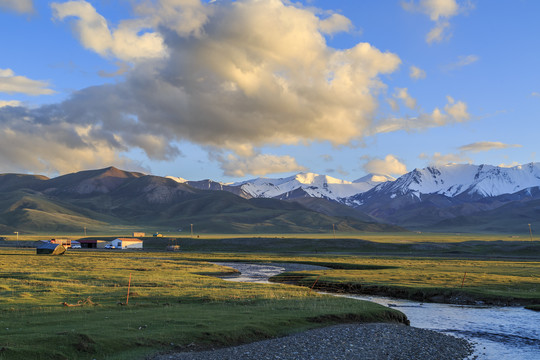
(0, 249), (405, 360)
(1, 233), (539, 359)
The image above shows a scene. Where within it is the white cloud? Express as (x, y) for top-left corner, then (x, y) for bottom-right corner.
(51, 1), (166, 62)
(394, 87), (417, 109)
(426, 21), (450, 44)
(319, 13), (353, 35)
(444, 55), (479, 71)
(54, 0), (400, 154)
(219, 153), (306, 177)
(0, 108), (144, 175)
(402, 0), (470, 44)
(0, 1), (476, 176)
(444, 96), (470, 122)
(375, 95), (470, 133)
(363, 155), (407, 176)
(0, 0), (34, 14)
(0, 100), (22, 108)
(0, 68), (55, 95)
(410, 65), (426, 80)
(419, 152), (472, 166)
(458, 141), (522, 153)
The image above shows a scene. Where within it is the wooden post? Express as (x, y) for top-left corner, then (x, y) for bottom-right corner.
(461, 272), (467, 288)
(310, 275), (321, 293)
(126, 273), (132, 305)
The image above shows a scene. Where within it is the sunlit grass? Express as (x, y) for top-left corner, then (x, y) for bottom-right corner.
(0, 249), (405, 359)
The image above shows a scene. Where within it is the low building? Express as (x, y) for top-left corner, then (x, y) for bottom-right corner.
(50, 238), (72, 248)
(111, 238), (143, 249)
(36, 243), (66, 255)
(132, 232), (145, 237)
(78, 239), (107, 249)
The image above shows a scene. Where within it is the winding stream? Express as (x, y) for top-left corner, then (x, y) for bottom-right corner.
(215, 262), (540, 360)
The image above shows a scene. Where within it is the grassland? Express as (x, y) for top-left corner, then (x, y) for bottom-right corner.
(1, 232), (539, 359)
(0, 249), (405, 360)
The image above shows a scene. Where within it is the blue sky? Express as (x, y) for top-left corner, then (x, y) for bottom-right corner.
(0, 0), (539, 182)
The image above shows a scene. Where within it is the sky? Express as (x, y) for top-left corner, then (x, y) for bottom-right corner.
(1, 0), (539, 183)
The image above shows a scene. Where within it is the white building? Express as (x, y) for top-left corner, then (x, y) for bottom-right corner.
(111, 238), (143, 249)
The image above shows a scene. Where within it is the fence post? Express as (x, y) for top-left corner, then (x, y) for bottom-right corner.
(126, 273), (132, 305)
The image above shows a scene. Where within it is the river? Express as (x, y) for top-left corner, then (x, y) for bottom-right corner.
(214, 262), (540, 360)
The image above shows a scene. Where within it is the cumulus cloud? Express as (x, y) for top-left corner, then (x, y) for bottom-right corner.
(410, 65), (426, 80)
(0, 0), (475, 176)
(375, 95), (470, 133)
(458, 141), (522, 153)
(363, 155), (407, 176)
(49, 1), (400, 155)
(218, 153), (306, 177)
(394, 87), (417, 109)
(51, 0), (166, 62)
(319, 13), (353, 34)
(0, 68), (55, 95)
(0, 0), (34, 14)
(0, 105), (144, 174)
(402, 0), (470, 44)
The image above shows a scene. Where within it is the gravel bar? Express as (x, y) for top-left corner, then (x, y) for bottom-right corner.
(154, 323), (473, 360)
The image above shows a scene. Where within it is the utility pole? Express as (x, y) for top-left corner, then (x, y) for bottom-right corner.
(84, 227), (87, 236)
(528, 224), (533, 241)
(191, 224), (193, 238)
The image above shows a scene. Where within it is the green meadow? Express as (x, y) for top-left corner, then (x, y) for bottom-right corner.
(0, 248), (404, 360)
(1, 233), (539, 359)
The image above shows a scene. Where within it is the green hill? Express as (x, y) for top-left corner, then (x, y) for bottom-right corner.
(0, 167), (403, 234)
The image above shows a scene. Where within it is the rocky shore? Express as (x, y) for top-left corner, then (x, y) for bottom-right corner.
(152, 323), (473, 360)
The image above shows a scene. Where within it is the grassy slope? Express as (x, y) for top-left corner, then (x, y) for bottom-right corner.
(0, 174), (402, 235)
(0, 249), (405, 360)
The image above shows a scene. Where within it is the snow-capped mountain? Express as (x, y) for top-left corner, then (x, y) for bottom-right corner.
(165, 162), (540, 232)
(367, 163), (540, 199)
(233, 172), (391, 201)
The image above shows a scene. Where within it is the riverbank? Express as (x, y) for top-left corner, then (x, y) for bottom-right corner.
(273, 277), (538, 306)
(152, 323), (473, 360)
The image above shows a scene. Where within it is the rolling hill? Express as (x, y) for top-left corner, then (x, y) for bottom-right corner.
(0, 167), (401, 234)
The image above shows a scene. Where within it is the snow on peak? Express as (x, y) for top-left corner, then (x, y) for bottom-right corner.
(166, 176), (187, 183)
(381, 162), (540, 198)
(236, 172), (382, 200)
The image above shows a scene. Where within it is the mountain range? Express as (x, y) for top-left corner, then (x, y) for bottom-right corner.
(172, 163), (540, 233)
(0, 167), (400, 234)
(2, 163), (539, 235)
